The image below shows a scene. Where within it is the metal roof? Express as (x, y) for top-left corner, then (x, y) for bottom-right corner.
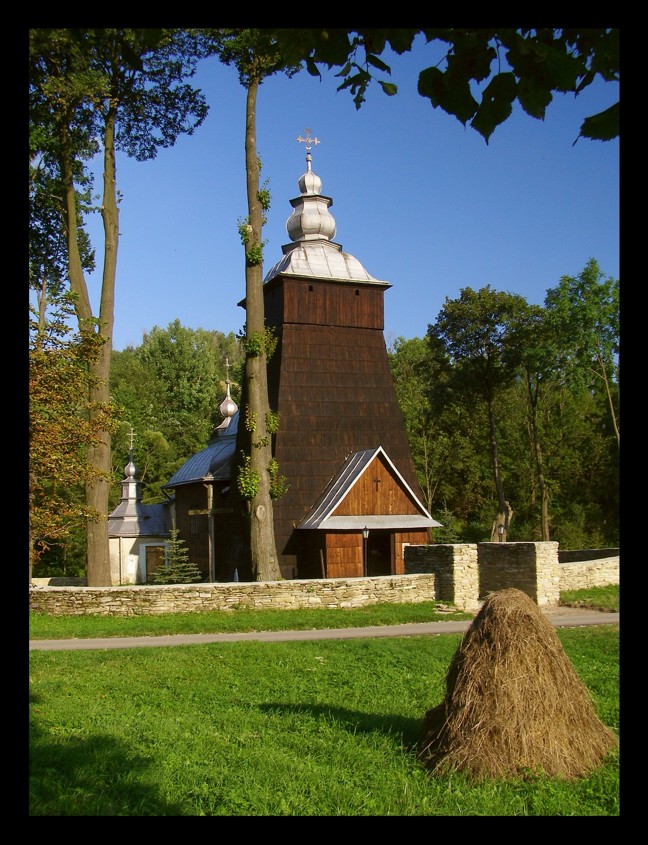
(297, 446), (442, 530)
(264, 241), (389, 286)
(108, 448), (174, 538)
(107, 500), (172, 538)
(263, 146), (389, 287)
(163, 411), (239, 489)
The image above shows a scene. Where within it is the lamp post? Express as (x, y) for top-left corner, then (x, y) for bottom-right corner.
(362, 526), (369, 577)
(498, 523), (505, 542)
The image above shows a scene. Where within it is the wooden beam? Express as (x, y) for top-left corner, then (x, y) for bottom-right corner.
(188, 508), (234, 516)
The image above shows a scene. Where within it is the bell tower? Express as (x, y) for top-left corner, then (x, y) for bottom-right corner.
(246, 131), (434, 578)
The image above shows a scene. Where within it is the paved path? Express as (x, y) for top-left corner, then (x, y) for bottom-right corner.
(29, 607), (619, 652)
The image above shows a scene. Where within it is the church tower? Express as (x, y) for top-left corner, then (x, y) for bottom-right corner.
(250, 132), (438, 579)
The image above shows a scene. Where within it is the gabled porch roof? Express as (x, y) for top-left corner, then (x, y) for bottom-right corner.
(297, 446), (442, 531)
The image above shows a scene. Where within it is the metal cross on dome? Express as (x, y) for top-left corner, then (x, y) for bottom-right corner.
(296, 128), (320, 152)
(127, 426), (136, 462)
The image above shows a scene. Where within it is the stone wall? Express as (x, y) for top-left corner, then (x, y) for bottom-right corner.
(557, 557), (620, 591)
(404, 544), (481, 611)
(29, 573), (439, 617)
(29, 545), (620, 617)
(404, 542), (561, 609)
(478, 542), (560, 607)
(404, 542), (617, 610)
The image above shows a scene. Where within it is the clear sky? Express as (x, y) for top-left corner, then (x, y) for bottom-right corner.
(83, 36), (620, 351)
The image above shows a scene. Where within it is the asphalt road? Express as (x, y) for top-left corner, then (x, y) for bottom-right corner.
(29, 607), (619, 652)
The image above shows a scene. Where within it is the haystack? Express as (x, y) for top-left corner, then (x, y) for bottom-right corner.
(418, 588), (617, 781)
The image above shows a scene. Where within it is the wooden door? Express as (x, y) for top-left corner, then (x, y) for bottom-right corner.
(145, 545), (167, 583)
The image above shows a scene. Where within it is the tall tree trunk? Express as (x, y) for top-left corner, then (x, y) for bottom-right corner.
(85, 108), (119, 585)
(28, 512), (35, 585)
(595, 351), (620, 450)
(531, 417), (550, 541)
(242, 78), (281, 581)
(525, 373), (551, 541)
(487, 397), (510, 541)
(60, 109), (117, 586)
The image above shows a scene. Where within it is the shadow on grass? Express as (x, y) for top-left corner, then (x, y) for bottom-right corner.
(256, 701), (426, 751)
(29, 698), (184, 816)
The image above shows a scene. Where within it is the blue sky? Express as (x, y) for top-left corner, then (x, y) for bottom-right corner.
(83, 37), (619, 351)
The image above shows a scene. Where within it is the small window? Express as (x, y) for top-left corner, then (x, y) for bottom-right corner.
(355, 289), (360, 296)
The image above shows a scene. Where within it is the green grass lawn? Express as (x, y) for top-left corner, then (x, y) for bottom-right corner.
(29, 583), (619, 641)
(29, 599), (474, 640)
(28, 586), (619, 816)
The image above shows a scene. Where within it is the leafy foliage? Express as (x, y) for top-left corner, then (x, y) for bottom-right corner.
(29, 28), (213, 585)
(110, 322), (244, 503)
(29, 293), (120, 568)
(430, 506), (463, 544)
(268, 458), (289, 500)
(270, 28), (618, 143)
(544, 259), (619, 447)
(237, 453), (260, 500)
(29, 29), (619, 582)
(386, 261), (619, 547)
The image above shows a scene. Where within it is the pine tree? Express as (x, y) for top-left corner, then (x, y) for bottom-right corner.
(151, 528), (203, 584)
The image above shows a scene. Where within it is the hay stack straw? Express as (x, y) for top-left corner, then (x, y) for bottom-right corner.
(418, 588), (617, 781)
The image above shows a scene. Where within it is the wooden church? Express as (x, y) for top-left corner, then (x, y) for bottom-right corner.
(164, 133), (440, 582)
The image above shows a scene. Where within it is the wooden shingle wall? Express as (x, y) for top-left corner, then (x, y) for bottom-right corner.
(264, 276), (385, 330)
(265, 275), (429, 578)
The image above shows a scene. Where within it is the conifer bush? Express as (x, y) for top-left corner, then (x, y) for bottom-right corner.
(150, 528), (203, 584)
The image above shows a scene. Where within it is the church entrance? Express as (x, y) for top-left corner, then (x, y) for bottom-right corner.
(366, 531), (393, 576)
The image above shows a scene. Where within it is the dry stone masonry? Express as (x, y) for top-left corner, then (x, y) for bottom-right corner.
(29, 542), (619, 617)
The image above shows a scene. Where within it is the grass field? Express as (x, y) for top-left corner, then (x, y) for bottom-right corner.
(28, 582), (619, 641)
(28, 585), (620, 816)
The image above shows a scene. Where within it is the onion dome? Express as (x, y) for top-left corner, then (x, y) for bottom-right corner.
(264, 129), (389, 287)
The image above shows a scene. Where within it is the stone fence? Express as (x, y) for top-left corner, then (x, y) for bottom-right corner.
(29, 573), (439, 617)
(403, 542), (619, 610)
(556, 557), (620, 592)
(29, 543), (619, 617)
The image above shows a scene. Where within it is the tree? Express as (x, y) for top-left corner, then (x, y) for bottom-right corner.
(499, 303), (561, 541)
(544, 259), (619, 448)
(135, 321), (241, 457)
(29, 292), (119, 582)
(29, 28), (619, 585)
(389, 336), (437, 510)
(204, 30), (301, 581)
(205, 27), (617, 576)
(271, 28), (619, 143)
(428, 286), (530, 541)
(150, 528), (203, 584)
(109, 322), (243, 507)
(29, 29), (210, 585)
(388, 335), (471, 516)
(108, 346), (172, 505)
(29, 153), (95, 338)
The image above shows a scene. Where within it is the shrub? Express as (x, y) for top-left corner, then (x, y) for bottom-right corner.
(151, 528), (203, 584)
